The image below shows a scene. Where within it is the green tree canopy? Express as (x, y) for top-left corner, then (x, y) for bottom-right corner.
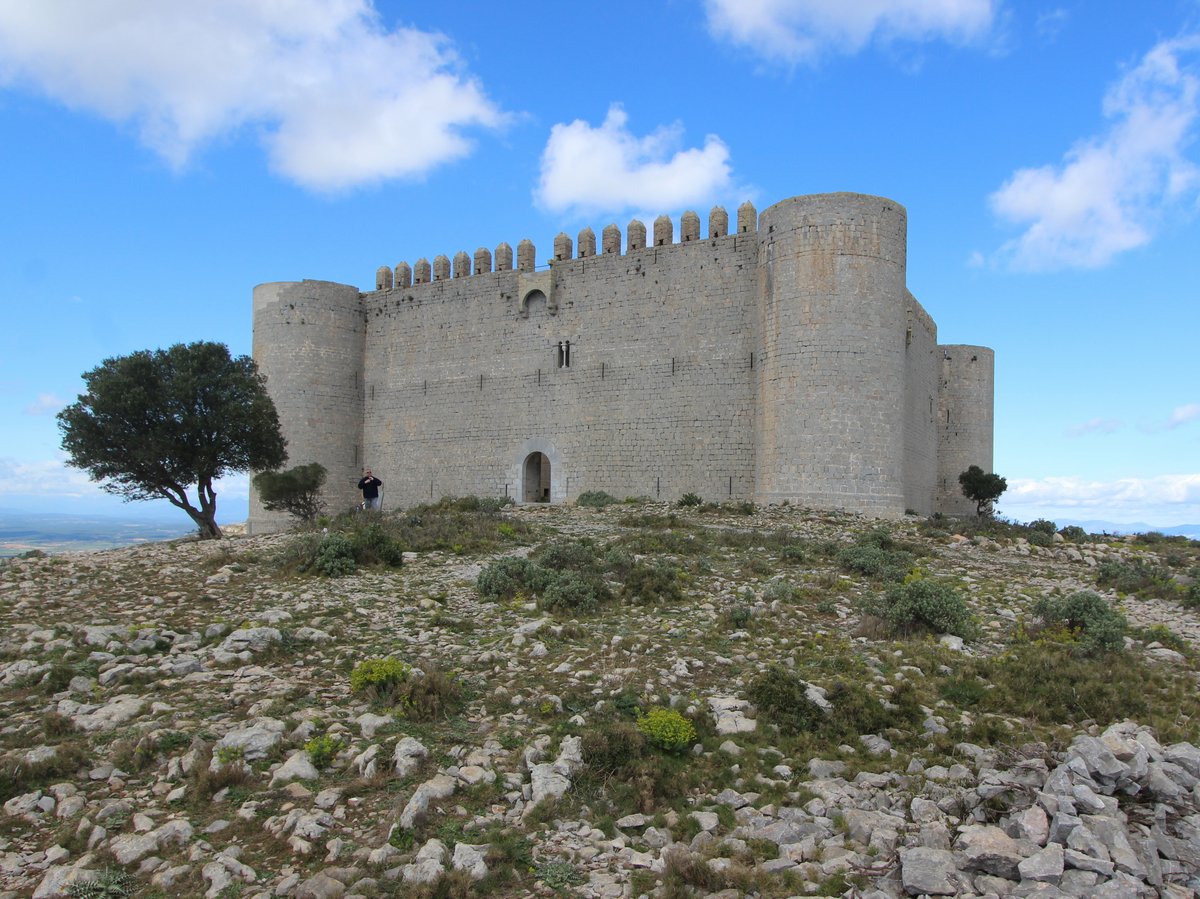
(253, 462), (327, 524)
(958, 465), (1007, 517)
(58, 341), (287, 539)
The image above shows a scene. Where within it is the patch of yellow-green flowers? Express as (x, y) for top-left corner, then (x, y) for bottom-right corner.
(635, 707), (696, 752)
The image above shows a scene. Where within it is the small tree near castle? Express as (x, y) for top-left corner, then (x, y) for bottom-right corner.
(253, 463), (327, 523)
(58, 341), (287, 539)
(958, 465), (1007, 517)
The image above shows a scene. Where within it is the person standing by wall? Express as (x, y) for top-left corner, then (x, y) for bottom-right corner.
(358, 469), (383, 510)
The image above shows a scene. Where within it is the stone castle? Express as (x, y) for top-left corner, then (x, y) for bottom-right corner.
(248, 192), (993, 533)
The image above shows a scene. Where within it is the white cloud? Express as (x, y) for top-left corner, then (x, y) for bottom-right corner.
(703, 0), (996, 64)
(0, 456), (102, 499)
(0, 1), (503, 191)
(1001, 473), (1200, 527)
(23, 394), (63, 416)
(536, 105), (734, 216)
(1065, 417), (1122, 437)
(1166, 403), (1200, 428)
(990, 35), (1200, 270)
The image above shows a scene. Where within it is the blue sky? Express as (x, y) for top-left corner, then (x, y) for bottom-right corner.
(0, 0), (1197, 528)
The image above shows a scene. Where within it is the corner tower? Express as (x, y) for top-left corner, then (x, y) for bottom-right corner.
(935, 345), (995, 515)
(249, 280), (365, 533)
(754, 194), (910, 515)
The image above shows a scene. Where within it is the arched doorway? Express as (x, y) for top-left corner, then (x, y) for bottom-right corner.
(523, 452), (551, 502)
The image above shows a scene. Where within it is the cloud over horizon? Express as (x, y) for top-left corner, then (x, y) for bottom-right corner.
(990, 34), (1200, 270)
(702, 0), (996, 64)
(1002, 472), (1200, 527)
(0, 1), (504, 191)
(536, 105), (735, 217)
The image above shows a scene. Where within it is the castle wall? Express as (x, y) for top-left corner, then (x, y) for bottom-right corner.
(754, 194), (911, 515)
(249, 280), (364, 532)
(246, 193), (995, 533)
(903, 292), (939, 516)
(360, 235), (760, 508)
(936, 345), (996, 516)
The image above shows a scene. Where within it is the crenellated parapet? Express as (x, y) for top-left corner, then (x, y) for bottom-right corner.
(368, 204), (757, 289)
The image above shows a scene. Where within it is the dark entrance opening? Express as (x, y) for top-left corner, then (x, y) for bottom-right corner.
(523, 452), (551, 503)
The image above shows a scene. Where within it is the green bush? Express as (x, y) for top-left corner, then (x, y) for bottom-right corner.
(837, 529), (914, 581)
(533, 539), (605, 573)
(304, 734), (345, 768)
(676, 492), (703, 507)
(349, 521), (405, 567)
(747, 665), (826, 735)
(621, 562), (683, 604)
(252, 462), (327, 523)
(763, 580), (796, 603)
(1026, 530), (1054, 548)
(66, 868), (136, 899)
(577, 490), (619, 508)
(866, 578), (977, 638)
(1096, 559), (1173, 597)
(1059, 525), (1088, 542)
(635, 707), (696, 752)
(724, 604), (754, 629)
(477, 556), (537, 600)
(349, 657), (412, 698)
(1033, 590), (1127, 654)
(314, 532), (356, 577)
(541, 570), (610, 613)
(1029, 518), (1057, 535)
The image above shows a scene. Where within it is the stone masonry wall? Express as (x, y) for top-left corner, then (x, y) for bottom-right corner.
(361, 235), (760, 508)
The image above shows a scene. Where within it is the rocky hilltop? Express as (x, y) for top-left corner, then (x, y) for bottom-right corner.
(1, 500), (1198, 898)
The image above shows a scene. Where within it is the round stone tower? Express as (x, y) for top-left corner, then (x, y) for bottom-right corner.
(935, 345), (996, 516)
(754, 193), (910, 515)
(249, 280), (365, 533)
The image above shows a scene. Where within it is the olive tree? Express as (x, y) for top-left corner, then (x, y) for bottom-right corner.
(58, 341), (287, 539)
(958, 465), (1007, 517)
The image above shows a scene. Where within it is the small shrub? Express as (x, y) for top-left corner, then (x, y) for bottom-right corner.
(723, 604), (754, 629)
(576, 490), (619, 508)
(621, 562), (684, 605)
(397, 665), (462, 721)
(1029, 518), (1057, 535)
(66, 868), (136, 898)
(1059, 525), (1088, 543)
(536, 859), (586, 889)
(1096, 559), (1173, 597)
(763, 580), (795, 603)
(747, 666), (825, 735)
(865, 578), (977, 639)
(541, 570), (610, 613)
(581, 720), (646, 774)
(1033, 591), (1127, 654)
(305, 734), (345, 769)
(349, 657), (413, 700)
(837, 530), (914, 582)
(635, 708), (697, 752)
(476, 556), (536, 600)
(676, 492), (703, 507)
(1026, 530), (1054, 548)
(314, 532), (356, 577)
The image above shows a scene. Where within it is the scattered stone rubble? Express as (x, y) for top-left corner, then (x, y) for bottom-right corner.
(0, 507), (1197, 897)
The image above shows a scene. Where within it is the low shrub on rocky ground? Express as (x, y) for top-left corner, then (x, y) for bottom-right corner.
(1, 499), (1200, 897)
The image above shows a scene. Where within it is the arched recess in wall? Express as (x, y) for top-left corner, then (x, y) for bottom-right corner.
(520, 289), (547, 317)
(515, 437), (562, 503)
(523, 453), (550, 502)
